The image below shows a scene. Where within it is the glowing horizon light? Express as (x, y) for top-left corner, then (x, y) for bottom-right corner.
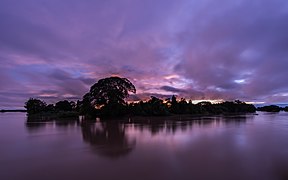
(111, 74), (120, 77)
(192, 99), (224, 104)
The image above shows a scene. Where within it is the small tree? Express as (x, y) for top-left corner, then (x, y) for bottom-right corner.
(55, 100), (73, 111)
(24, 98), (47, 114)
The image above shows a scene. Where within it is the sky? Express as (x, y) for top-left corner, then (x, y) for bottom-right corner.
(1, 0), (288, 109)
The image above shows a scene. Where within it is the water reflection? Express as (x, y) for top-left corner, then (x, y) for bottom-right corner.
(25, 121), (46, 131)
(25, 114), (251, 159)
(127, 114), (250, 136)
(26, 116), (80, 132)
(8, 113), (288, 180)
(25, 116), (47, 132)
(81, 121), (136, 158)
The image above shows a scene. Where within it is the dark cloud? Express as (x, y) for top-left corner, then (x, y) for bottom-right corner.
(132, 93), (173, 101)
(160, 86), (186, 93)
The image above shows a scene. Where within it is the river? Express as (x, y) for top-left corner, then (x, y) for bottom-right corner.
(1, 112), (288, 180)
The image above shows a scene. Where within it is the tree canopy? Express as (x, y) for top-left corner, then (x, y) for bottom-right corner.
(24, 98), (47, 114)
(55, 100), (74, 111)
(89, 76), (136, 107)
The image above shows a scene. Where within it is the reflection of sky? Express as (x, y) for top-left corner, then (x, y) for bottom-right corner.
(1, 0), (288, 108)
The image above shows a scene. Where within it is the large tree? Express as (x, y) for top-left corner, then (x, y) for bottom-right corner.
(88, 76), (136, 111)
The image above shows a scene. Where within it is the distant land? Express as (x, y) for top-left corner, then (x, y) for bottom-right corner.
(254, 103), (288, 108)
(0, 109), (27, 113)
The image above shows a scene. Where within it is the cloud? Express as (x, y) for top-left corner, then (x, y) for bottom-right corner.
(160, 86), (187, 93)
(173, 0), (288, 102)
(1, 0), (288, 108)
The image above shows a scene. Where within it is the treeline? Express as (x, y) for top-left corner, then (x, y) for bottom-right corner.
(25, 96), (257, 118)
(129, 96), (256, 116)
(25, 98), (79, 118)
(257, 105), (288, 112)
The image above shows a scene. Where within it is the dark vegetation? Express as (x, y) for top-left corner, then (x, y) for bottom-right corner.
(257, 105), (288, 112)
(24, 76), (265, 120)
(128, 97), (256, 116)
(25, 98), (79, 118)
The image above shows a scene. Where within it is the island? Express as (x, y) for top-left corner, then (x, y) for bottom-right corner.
(24, 76), (265, 121)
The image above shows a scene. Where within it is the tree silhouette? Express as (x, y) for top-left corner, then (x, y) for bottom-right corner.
(89, 76), (136, 106)
(82, 76), (136, 117)
(24, 98), (46, 114)
(55, 100), (73, 111)
(257, 105), (281, 112)
(79, 93), (96, 116)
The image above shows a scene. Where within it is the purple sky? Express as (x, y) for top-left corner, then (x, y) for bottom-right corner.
(1, 0), (288, 109)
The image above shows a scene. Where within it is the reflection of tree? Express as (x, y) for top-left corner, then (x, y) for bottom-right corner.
(128, 115), (250, 135)
(128, 118), (188, 135)
(222, 115), (248, 126)
(25, 116), (80, 132)
(25, 121), (46, 132)
(54, 120), (79, 127)
(25, 116), (48, 132)
(81, 122), (136, 158)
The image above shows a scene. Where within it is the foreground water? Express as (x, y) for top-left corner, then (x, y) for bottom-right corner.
(1, 113), (288, 180)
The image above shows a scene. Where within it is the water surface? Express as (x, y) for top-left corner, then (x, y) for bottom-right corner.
(1, 112), (288, 180)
